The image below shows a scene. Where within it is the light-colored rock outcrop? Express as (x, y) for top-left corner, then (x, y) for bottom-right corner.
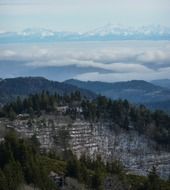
(1, 115), (170, 179)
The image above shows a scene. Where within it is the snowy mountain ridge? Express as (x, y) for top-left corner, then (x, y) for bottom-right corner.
(0, 24), (170, 42)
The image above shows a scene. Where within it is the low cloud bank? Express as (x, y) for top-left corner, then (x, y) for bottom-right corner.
(0, 41), (170, 81)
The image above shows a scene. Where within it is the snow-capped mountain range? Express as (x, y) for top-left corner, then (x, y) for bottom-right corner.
(85, 24), (170, 36)
(0, 24), (170, 43)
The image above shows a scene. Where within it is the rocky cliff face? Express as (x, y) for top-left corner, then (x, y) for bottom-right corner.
(1, 114), (170, 179)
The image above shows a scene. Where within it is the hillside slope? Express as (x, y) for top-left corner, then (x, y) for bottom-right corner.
(1, 93), (170, 180)
(151, 79), (170, 89)
(65, 79), (170, 111)
(0, 77), (95, 105)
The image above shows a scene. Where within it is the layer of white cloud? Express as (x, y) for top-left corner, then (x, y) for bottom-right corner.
(137, 50), (170, 65)
(75, 67), (170, 82)
(0, 41), (170, 82)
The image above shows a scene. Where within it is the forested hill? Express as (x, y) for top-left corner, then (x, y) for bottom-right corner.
(0, 77), (95, 105)
(65, 79), (170, 103)
(0, 92), (170, 189)
(65, 79), (170, 112)
(151, 79), (170, 89)
(1, 77), (170, 113)
(1, 91), (170, 149)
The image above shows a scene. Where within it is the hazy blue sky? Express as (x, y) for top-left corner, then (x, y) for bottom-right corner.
(0, 0), (170, 32)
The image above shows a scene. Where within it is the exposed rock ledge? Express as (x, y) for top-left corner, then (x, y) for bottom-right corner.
(1, 115), (170, 179)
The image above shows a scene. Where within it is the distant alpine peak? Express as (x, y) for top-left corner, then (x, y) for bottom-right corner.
(17, 28), (55, 37)
(86, 24), (170, 36)
(1, 24), (170, 42)
(85, 23), (132, 36)
(17, 28), (82, 38)
(14, 24), (170, 36)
